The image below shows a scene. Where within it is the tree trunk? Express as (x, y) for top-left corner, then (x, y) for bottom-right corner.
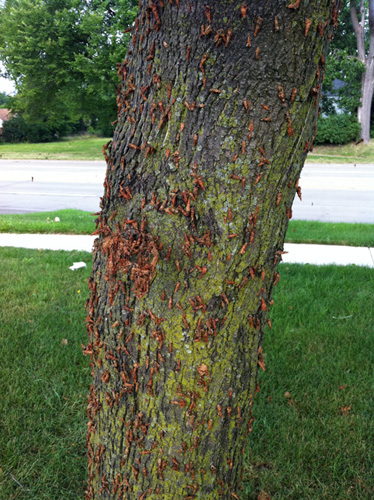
(358, 60), (374, 143)
(351, 0), (374, 143)
(84, 1), (338, 498)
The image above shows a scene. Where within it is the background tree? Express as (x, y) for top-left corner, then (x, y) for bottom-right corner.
(0, 91), (12, 108)
(350, 0), (374, 142)
(322, 0), (362, 114)
(0, 0), (137, 136)
(321, 1), (374, 143)
(75, 0), (138, 134)
(84, 1), (339, 498)
(316, 2), (362, 147)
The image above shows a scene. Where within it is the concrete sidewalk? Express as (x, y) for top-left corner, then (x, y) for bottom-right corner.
(0, 233), (94, 252)
(1, 233), (373, 268)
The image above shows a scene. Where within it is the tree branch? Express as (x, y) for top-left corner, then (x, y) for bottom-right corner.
(360, 0), (365, 29)
(351, 0), (366, 61)
(368, 0), (374, 60)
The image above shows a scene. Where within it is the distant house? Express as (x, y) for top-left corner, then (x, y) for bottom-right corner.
(0, 109), (11, 134)
(323, 79), (346, 115)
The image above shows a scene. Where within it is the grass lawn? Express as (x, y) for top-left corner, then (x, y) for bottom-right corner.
(245, 264), (374, 500)
(0, 136), (374, 163)
(0, 136), (110, 161)
(0, 247), (92, 499)
(308, 142), (374, 163)
(285, 220), (374, 247)
(1, 209), (374, 247)
(1, 248), (373, 499)
(0, 209), (96, 235)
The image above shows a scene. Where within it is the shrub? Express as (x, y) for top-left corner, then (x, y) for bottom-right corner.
(1, 115), (29, 142)
(315, 114), (360, 145)
(1, 115), (85, 143)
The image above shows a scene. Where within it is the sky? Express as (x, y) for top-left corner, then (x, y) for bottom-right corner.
(0, 76), (15, 94)
(0, 62), (15, 94)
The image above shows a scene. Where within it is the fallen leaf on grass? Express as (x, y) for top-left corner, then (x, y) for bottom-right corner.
(61, 338), (68, 346)
(258, 491), (271, 500)
(341, 405), (351, 416)
(339, 385), (348, 390)
(283, 392), (294, 405)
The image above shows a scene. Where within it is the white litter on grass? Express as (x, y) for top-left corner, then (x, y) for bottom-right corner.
(69, 261), (87, 271)
(54, 217), (60, 222)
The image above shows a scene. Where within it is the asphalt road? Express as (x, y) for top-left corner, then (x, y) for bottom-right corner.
(0, 160), (373, 223)
(0, 160), (104, 214)
(292, 163), (374, 223)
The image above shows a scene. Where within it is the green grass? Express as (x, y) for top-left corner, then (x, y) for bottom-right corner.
(1, 210), (374, 247)
(307, 142), (374, 163)
(244, 264), (374, 499)
(0, 135), (110, 161)
(0, 136), (373, 163)
(1, 249), (373, 499)
(0, 209), (96, 235)
(285, 220), (374, 247)
(0, 247), (92, 499)
(0, 136), (374, 163)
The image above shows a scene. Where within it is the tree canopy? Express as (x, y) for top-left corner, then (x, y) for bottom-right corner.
(322, 0), (364, 115)
(0, 91), (12, 108)
(0, 0), (137, 134)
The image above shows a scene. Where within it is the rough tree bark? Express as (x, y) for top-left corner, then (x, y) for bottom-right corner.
(84, 1), (339, 498)
(351, 0), (374, 143)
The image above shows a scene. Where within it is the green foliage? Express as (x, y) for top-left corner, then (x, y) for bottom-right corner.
(322, 1), (365, 116)
(315, 114), (360, 145)
(74, 0), (138, 134)
(0, 0), (137, 136)
(328, 0), (359, 53)
(1, 115), (82, 142)
(0, 91), (12, 108)
(2, 116), (49, 142)
(322, 50), (364, 115)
